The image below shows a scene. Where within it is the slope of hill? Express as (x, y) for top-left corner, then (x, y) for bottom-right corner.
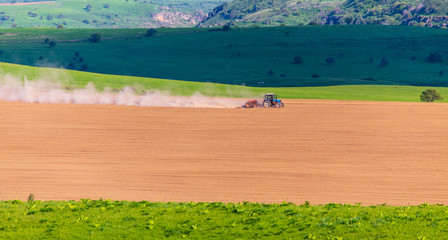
(2, 61), (448, 102)
(0, 0), (225, 28)
(200, 0), (448, 28)
(0, 26), (448, 88)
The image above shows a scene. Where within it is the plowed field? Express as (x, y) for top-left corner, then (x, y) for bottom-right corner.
(1, 100), (448, 205)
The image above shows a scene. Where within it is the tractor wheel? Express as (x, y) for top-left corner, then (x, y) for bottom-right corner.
(263, 101), (271, 108)
(281, 102), (284, 108)
(275, 102), (281, 108)
(245, 102), (252, 108)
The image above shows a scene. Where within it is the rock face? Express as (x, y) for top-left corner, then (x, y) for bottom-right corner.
(152, 8), (206, 27)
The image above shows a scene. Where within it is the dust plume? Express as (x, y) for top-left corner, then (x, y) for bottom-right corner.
(0, 75), (246, 108)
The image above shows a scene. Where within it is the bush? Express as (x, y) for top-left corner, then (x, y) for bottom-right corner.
(311, 73), (319, 78)
(293, 56), (302, 64)
(325, 57), (335, 65)
(222, 24), (231, 31)
(84, 4), (92, 12)
(426, 52), (443, 63)
(145, 29), (157, 37)
(27, 193), (34, 202)
(420, 89), (443, 102)
(48, 41), (56, 48)
(89, 33), (101, 43)
(379, 58), (388, 67)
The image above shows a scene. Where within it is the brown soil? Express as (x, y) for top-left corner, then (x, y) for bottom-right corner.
(1, 99), (448, 205)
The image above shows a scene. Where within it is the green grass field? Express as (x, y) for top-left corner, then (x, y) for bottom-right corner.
(0, 0), (218, 28)
(1, 62), (448, 102)
(1, 200), (447, 239)
(1, 25), (448, 88)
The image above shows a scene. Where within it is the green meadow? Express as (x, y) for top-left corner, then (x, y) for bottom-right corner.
(1, 200), (447, 239)
(0, 0), (217, 28)
(1, 62), (447, 102)
(1, 25), (448, 88)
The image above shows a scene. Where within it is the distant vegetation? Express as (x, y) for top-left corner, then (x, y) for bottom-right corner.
(1, 200), (448, 239)
(200, 0), (448, 28)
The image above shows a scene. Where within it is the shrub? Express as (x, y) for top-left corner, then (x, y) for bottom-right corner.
(325, 57), (335, 65)
(426, 52), (443, 63)
(268, 69), (274, 75)
(379, 58), (388, 67)
(420, 89), (443, 102)
(311, 73), (319, 78)
(27, 193), (34, 202)
(84, 4), (92, 12)
(48, 41), (56, 48)
(89, 33), (101, 43)
(57, 24), (64, 29)
(145, 29), (157, 37)
(103, 3), (110, 8)
(293, 56), (302, 64)
(44, 38), (49, 44)
(222, 25), (231, 31)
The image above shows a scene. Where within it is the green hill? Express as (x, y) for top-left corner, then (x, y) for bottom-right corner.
(1, 26), (448, 88)
(0, 0), (224, 28)
(200, 0), (448, 28)
(2, 61), (448, 102)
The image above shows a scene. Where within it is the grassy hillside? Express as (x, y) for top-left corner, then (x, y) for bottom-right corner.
(201, 0), (448, 27)
(2, 62), (448, 102)
(200, 0), (343, 27)
(1, 26), (448, 88)
(0, 200), (447, 239)
(0, 0), (224, 28)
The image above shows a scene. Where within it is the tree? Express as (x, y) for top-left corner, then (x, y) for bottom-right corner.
(293, 56), (302, 64)
(89, 33), (101, 43)
(145, 28), (157, 37)
(420, 89), (443, 102)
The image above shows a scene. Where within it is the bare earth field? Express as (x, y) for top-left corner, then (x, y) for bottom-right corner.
(1, 99), (448, 205)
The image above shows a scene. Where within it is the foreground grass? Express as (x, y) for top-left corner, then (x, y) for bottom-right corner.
(1, 62), (448, 102)
(1, 200), (447, 239)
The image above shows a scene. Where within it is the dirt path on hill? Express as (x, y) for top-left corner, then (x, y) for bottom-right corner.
(1, 99), (448, 205)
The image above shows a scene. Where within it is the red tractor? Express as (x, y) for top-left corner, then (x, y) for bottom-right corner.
(244, 93), (284, 108)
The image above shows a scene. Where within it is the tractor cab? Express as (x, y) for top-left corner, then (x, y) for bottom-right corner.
(263, 93), (284, 108)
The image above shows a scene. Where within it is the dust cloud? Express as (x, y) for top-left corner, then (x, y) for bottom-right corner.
(0, 75), (246, 108)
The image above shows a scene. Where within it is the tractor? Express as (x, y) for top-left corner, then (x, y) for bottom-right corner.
(262, 93), (284, 108)
(244, 93), (284, 108)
